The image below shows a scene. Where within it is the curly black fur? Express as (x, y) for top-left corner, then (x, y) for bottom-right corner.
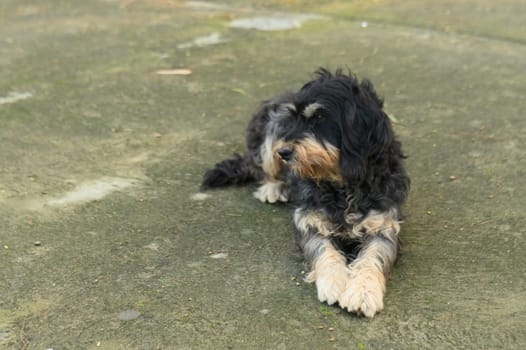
(201, 68), (410, 317)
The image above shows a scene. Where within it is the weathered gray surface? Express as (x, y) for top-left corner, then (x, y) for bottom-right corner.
(1, 1), (524, 349)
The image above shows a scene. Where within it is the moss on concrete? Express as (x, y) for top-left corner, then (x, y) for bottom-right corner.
(1, 1), (525, 349)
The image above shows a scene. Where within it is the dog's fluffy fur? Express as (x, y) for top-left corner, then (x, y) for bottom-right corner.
(201, 68), (409, 317)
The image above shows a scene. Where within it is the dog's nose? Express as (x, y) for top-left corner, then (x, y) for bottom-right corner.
(277, 147), (294, 161)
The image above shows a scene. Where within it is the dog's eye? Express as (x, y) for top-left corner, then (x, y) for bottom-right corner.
(308, 117), (323, 131)
(311, 114), (324, 122)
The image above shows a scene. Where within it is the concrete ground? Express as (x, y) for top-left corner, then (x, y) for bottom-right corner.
(1, 0), (525, 349)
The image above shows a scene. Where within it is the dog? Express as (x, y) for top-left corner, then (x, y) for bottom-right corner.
(201, 68), (409, 317)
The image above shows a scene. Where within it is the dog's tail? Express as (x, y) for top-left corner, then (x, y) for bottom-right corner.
(201, 153), (258, 190)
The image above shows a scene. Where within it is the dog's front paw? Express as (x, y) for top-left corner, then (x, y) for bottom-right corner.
(338, 268), (385, 317)
(253, 181), (288, 203)
(312, 265), (349, 305)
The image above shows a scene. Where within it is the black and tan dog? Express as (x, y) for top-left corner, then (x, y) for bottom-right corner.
(201, 68), (409, 317)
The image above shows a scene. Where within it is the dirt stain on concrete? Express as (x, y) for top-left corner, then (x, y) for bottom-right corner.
(1, 0), (525, 349)
(46, 177), (141, 206)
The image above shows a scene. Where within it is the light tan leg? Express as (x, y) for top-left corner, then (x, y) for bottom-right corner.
(253, 180), (288, 203)
(339, 209), (400, 317)
(294, 209), (348, 305)
(307, 240), (350, 305)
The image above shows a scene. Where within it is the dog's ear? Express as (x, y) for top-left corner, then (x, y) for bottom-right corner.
(246, 93), (296, 150)
(339, 79), (394, 188)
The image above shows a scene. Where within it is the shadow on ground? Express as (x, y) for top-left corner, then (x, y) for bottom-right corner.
(1, 1), (525, 349)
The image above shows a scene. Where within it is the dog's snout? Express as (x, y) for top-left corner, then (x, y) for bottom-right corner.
(277, 147), (294, 161)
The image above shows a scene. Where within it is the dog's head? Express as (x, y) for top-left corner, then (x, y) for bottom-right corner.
(269, 68), (403, 191)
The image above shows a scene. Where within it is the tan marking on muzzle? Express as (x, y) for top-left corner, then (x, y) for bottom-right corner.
(280, 136), (342, 184)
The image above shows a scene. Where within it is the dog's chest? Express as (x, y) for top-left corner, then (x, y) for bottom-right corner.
(292, 180), (365, 240)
